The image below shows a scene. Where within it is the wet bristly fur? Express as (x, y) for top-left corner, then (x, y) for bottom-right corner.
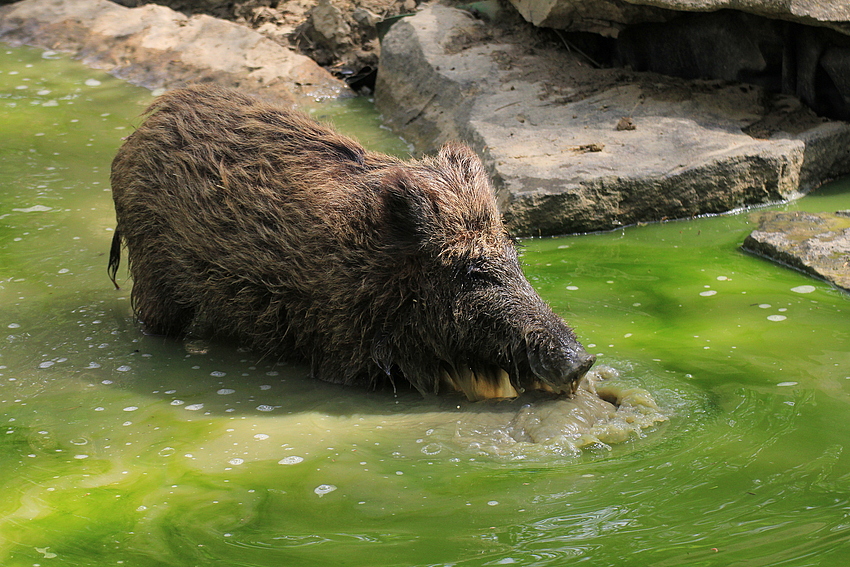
(110, 84), (594, 400)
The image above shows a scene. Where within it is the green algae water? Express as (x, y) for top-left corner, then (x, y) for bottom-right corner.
(2, 45), (850, 566)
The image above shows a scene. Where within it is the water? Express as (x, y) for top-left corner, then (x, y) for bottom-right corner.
(2, 45), (850, 566)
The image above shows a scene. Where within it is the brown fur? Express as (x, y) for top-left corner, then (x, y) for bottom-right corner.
(110, 85), (594, 399)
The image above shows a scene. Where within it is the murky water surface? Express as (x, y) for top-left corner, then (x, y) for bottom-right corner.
(2, 46), (850, 566)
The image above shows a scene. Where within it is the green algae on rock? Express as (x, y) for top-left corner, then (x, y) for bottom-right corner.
(743, 210), (850, 291)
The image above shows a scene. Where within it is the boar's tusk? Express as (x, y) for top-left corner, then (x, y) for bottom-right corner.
(439, 363), (518, 401)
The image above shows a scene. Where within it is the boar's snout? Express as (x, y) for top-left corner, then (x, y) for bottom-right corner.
(525, 329), (596, 395)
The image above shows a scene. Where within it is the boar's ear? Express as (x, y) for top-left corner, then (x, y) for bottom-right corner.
(438, 142), (488, 186)
(381, 167), (436, 246)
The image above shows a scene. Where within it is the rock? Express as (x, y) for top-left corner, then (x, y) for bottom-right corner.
(375, 5), (850, 236)
(110, 0), (239, 19)
(294, 0), (385, 79)
(507, 0), (674, 37)
(743, 210), (850, 291)
(615, 116), (635, 131)
(309, 0), (352, 50)
(352, 7), (380, 29)
(107, 0), (408, 81)
(0, 0), (349, 104)
(507, 0), (850, 37)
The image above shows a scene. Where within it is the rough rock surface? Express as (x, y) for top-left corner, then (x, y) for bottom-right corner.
(0, 0), (349, 104)
(743, 210), (850, 291)
(110, 0), (416, 88)
(508, 0), (850, 37)
(507, 0), (674, 36)
(375, 5), (850, 236)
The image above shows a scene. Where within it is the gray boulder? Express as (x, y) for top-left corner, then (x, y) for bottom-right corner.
(375, 5), (850, 236)
(0, 0), (348, 104)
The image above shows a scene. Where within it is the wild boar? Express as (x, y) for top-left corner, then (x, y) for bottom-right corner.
(109, 85), (595, 400)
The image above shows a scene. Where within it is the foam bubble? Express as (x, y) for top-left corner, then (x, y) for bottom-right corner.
(314, 484), (337, 497)
(279, 456), (304, 465)
(12, 205), (52, 213)
(791, 285), (816, 294)
(421, 443), (442, 455)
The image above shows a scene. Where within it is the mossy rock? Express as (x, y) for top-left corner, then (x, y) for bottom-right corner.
(743, 210), (850, 291)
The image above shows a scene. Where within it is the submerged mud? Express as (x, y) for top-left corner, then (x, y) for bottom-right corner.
(451, 366), (668, 457)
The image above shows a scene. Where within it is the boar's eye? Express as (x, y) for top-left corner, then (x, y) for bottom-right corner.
(465, 261), (500, 286)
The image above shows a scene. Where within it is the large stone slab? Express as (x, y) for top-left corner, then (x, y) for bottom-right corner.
(743, 210), (850, 291)
(507, 0), (850, 37)
(0, 0), (349, 104)
(507, 0), (673, 36)
(375, 5), (850, 236)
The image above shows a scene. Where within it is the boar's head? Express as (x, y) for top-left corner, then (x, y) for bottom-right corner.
(370, 143), (595, 400)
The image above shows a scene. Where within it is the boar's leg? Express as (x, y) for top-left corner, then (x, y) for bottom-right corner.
(122, 243), (195, 337)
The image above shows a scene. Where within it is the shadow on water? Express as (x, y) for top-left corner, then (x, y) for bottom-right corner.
(0, 222), (713, 507)
(4, 284), (683, 461)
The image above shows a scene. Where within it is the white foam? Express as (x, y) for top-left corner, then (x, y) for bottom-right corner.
(314, 484), (337, 497)
(791, 285), (816, 294)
